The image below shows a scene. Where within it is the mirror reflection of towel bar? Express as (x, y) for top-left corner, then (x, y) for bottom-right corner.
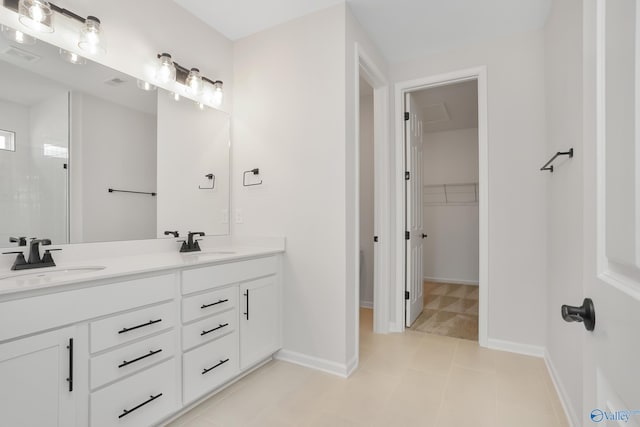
(243, 168), (262, 187)
(108, 188), (157, 196)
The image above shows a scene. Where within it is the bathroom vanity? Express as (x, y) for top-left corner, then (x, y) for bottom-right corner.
(0, 242), (283, 427)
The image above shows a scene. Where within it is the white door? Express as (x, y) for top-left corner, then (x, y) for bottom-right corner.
(581, 1), (640, 424)
(405, 92), (425, 327)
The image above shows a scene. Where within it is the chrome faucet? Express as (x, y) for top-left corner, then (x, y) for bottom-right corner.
(2, 238), (60, 270)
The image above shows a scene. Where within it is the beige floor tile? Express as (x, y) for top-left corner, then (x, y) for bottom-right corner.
(452, 338), (497, 373)
(409, 334), (458, 375)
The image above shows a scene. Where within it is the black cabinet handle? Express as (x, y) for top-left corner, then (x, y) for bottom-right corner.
(421, 233), (428, 239)
(66, 338), (73, 392)
(201, 323), (229, 336)
(118, 349), (163, 368)
(201, 299), (229, 309)
(118, 319), (162, 334)
(202, 358), (230, 375)
(119, 393), (163, 419)
(243, 290), (249, 320)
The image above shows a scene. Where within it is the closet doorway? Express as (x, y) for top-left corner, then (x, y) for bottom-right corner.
(396, 67), (488, 346)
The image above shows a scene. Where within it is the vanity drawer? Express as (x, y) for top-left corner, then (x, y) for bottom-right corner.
(90, 330), (176, 390)
(183, 332), (238, 404)
(90, 301), (176, 353)
(90, 358), (179, 427)
(181, 256), (277, 295)
(182, 285), (237, 323)
(182, 309), (236, 351)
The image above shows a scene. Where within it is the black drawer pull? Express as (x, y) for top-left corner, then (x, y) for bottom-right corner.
(118, 319), (162, 334)
(118, 393), (163, 419)
(202, 358), (230, 375)
(243, 290), (249, 320)
(118, 349), (163, 368)
(201, 299), (229, 309)
(201, 323), (229, 336)
(66, 338), (73, 392)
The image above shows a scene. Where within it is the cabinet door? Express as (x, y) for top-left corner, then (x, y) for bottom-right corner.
(239, 275), (280, 369)
(0, 327), (77, 427)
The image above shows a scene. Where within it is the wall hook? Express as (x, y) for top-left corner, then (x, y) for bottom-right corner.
(243, 168), (263, 187)
(198, 173), (215, 190)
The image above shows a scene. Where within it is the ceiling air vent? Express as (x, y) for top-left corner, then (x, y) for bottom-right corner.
(0, 46), (41, 63)
(104, 77), (128, 86)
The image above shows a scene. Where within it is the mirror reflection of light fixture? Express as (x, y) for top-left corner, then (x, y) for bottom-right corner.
(1, 24), (37, 44)
(137, 79), (156, 91)
(169, 91), (180, 101)
(59, 48), (86, 65)
(196, 101), (206, 110)
(156, 53), (176, 84)
(186, 68), (203, 95)
(13, 1), (106, 54)
(209, 80), (223, 107)
(78, 16), (104, 54)
(18, 0), (53, 33)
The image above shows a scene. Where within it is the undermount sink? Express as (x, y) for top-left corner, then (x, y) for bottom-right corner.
(0, 266), (106, 282)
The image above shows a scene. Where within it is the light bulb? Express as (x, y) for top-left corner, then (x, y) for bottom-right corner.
(18, 0), (53, 33)
(78, 16), (105, 55)
(156, 53), (176, 84)
(211, 80), (223, 107)
(186, 68), (203, 95)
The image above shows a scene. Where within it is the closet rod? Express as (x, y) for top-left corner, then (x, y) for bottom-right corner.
(108, 188), (157, 196)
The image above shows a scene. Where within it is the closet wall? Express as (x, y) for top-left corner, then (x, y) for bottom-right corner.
(423, 127), (479, 284)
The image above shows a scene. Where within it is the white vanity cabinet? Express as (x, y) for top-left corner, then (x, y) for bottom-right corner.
(0, 251), (283, 427)
(0, 326), (81, 427)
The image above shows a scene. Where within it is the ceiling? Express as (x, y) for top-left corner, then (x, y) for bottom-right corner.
(412, 80), (478, 133)
(173, 0), (552, 62)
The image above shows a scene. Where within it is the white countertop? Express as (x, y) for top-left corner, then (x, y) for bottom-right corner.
(0, 239), (284, 298)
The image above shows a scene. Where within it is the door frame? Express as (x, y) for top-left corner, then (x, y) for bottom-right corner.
(393, 66), (489, 347)
(354, 43), (391, 336)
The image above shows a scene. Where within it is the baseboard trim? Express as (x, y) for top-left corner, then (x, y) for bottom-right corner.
(359, 301), (373, 309)
(486, 338), (545, 357)
(544, 350), (580, 427)
(275, 349), (351, 378)
(423, 276), (479, 286)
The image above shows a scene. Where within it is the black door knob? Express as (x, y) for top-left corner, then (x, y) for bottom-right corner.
(421, 233), (428, 239)
(561, 298), (595, 331)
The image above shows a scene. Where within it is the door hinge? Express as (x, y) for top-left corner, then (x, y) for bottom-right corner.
(404, 112), (410, 121)
(405, 291), (410, 300)
(405, 171), (410, 180)
(373, 236), (379, 243)
(405, 231), (410, 240)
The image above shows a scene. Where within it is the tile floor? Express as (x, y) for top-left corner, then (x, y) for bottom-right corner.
(166, 308), (568, 427)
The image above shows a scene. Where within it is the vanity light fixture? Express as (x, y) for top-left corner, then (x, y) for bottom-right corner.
(59, 48), (86, 65)
(154, 53), (224, 108)
(12, 0), (106, 54)
(1, 24), (36, 44)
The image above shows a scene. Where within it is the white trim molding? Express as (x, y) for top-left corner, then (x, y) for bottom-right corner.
(486, 338), (544, 358)
(544, 350), (580, 427)
(275, 349), (353, 378)
(394, 66), (489, 347)
(423, 276), (479, 286)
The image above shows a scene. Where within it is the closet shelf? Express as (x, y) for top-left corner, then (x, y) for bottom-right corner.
(423, 183), (478, 205)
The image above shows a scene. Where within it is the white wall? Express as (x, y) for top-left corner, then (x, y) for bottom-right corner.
(157, 95), (230, 237)
(544, 0), (584, 424)
(71, 92), (156, 243)
(359, 93), (374, 307)
(233, 5), (349, 371)
(390, 30), (547, 348)
(423, 128), (479, 285)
